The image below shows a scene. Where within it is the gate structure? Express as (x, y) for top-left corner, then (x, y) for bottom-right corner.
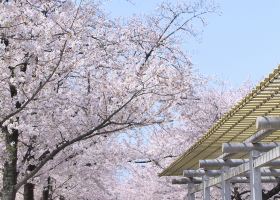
(160, 66), (280, 200)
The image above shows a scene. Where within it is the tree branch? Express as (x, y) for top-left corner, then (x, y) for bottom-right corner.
(0, 40), (68, 127)
(15, 91), (141, 191)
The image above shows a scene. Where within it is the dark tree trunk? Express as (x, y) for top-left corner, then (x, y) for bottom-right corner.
(231, 187), (250, 200)
(2, 41), (28, 200)
(263, 181), (280, 200)
(231, 182), (280, 200)
(42, 177), (52, 200)
(23, 183), (34, 200)
(42, 189), (49, 200)
(2, 128), (19, 200)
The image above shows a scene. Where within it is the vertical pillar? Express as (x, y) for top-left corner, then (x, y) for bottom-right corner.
(203, 176), (210, 200)
(186, 183), (195, 200)
(249, 150), (262, 200)
(221, 166), (231, 200)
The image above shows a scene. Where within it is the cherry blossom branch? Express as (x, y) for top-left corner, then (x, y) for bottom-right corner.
(15, 90), (142, 191)
(0, 1), (82, 127)
(0, 22), (26, 29)
(0, 40), (68, 127)
(262, 179), (280, 199)
(128, 154), (178, 169)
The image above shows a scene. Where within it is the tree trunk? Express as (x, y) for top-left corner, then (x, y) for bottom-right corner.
(42, 189), (49, 200)
(263, 181), (280, 200)
(2, 128), (19, 200)
(23, 183), (34, 200)
(42, 177), (52, 200)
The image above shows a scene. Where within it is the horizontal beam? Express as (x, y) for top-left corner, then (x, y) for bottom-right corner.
(184, 168), (280, 179)
(259, 168), (280, 177)
(190, 176), (280, 193)
(172, 176), (280, 185)
(219, 129), (275, 160)
(200, 158), (280, 168)
(172, 177), (202, 184)
(254, 146), (280, 168)
(199, 159), (248, 168)
(230, 176), (279, 183)
(220, 116), (280, 160)
(192, 146), (280, 193)
(246, 129), (275, 143)
(266, 159), (280, 166)
(256, 116), (280, 130)
(183, 169), (221, 177)
(183, 169), (204, 177)
(223, 142), (280, 153)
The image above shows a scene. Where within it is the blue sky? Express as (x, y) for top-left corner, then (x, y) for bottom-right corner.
(103, 0), (280, 86)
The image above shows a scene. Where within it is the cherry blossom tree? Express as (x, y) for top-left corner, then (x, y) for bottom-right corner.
(34, 81), (253, 200)
(115, 81), (252, 200)
(118, 79), (280, 200)
(0, 0), (216, 199)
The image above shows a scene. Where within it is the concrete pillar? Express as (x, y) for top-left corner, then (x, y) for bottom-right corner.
(186, 183), (195, 200)
(249, 150), (262, 200)
(203, 176), (210, 200)
(221, 166), (231, 200)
